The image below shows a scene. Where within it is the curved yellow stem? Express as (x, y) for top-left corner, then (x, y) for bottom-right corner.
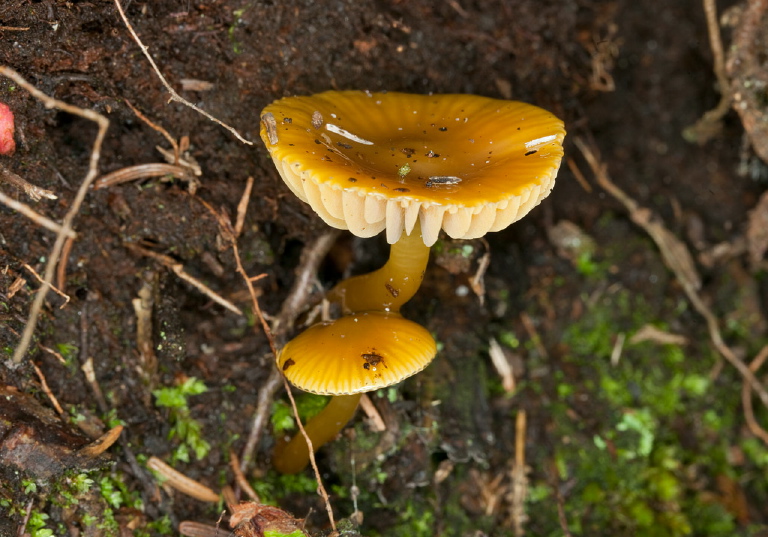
(274, 224), (432, 474)
(327, 224), (430, 313)
(272, 393), (362, 474)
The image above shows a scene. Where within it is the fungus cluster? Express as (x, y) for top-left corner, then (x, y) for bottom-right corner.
(260, 90), (565, 473)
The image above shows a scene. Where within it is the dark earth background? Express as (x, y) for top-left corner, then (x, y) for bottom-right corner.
(2, 0), (768, 536)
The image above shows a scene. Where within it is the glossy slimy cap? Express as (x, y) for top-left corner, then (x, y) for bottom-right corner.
(276, 311), (437, 395)
(260, 90), (565, 246)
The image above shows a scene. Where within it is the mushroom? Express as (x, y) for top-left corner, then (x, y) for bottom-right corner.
(259, 91), (565, 471)
(272, 311), (437, 474)
(260, 90), (565, 312)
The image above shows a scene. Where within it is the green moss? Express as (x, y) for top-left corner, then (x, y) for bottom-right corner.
(524, 273), (766, 536)
(153, 377), (211, 463)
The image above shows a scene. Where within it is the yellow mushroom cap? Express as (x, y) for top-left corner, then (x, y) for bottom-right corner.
(276, 311), (437, 395)
(260, 90), (565, 246)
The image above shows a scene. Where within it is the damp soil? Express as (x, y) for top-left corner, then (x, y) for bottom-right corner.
(1, 0), (767, 536)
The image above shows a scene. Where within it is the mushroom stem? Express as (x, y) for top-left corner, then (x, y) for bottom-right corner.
(327, 222), (430, 313)
(273, 393), (362, 474)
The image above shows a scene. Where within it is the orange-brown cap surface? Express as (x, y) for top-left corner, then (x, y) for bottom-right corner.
(260, 90), (565, 246)
(276, 311), (437, 395)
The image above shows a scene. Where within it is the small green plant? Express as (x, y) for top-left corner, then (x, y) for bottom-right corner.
(27, 511), (54, 537)
(153, 377), (211, 463)
(22, 479), (37, 495)
(98, 473), (143, 511)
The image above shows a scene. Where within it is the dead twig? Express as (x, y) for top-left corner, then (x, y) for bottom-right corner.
(510, 410), (528, 536)
(147, 456), (220, 503)
(520, 311), (549, 360)
(488, 337), (516, 393)
(1, 66), (109, 365)
(179, 521), (229, 537)
(0, 189), (75, 238)
(124, 99), (180, 160)
(124, 243), (243, 316)
(575, 135), (768, 413)
(113, 0), (253, 146)
(566, 157), (593, 193)
(93, 162), (195, 190)
(6, 275), (25, 300)
(56, 236), (75, 293)
(703, 0), (730, 108)
(235, 176), (254, 238)
(81, 357), (109, 411)
(610, 332), (626, 367)
(469, 238), (490, 306)
(22, 262), (70, 307)
(742, 345), (768, 445)
(31, 361), (65, 417)
(38, 343), (67, 365)
(280, 377), (336, 530)
(79, 425), (124, 457)
(359, 394), (387, 432)
(629, 324), (689, 346)
(0, 164), (57, 200)
(229, 451), (260, 502)
(16, 498), (34, 537)
(133, 273), (158, 385)
(683, 0), (732, 143)
(272, 229), (341, 336)
(239, 368), (282, 474)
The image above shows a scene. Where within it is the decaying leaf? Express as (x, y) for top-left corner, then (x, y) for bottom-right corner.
(230, 502), (308, 537)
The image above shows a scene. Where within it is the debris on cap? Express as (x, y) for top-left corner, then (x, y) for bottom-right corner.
(276, 311), (437, 395)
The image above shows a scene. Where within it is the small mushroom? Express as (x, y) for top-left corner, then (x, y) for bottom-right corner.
(272, 312), (436, 474)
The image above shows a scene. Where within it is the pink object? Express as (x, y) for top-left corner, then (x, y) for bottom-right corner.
(0, 102), (16, 155)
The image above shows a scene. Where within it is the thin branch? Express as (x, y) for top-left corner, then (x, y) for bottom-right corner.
(0, 66), (109, 365)
(124, 99), (179, 160)
(31, 362), (65, 417)
(16, 498), (34, 537)
(0, 189), (75, 238)
(703, 0), (729, 99)
(272, 229), (340, 335)
(147, 456), (220, 503)
(235, 176), (254, 238)
(0, 164), (57, 200)
(682, 0), (733, 142)
(742, 345), (768, 445)
(113, 0), (253, 146)
(124, 243), (243, 316)
(280, 374), (336, 530)
(93, 162), (195, 190)
(511, 410), (529, 537)
(229, 451), (261, 502)
(239, 368), (282, 472)
(56, 236), (75, 294)
(22, 262), (70, 306)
